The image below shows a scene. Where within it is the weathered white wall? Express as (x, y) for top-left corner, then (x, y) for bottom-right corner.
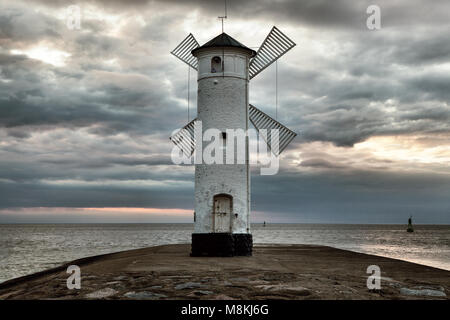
(197, 49), (248, 80)
(194, 48), (251, 234)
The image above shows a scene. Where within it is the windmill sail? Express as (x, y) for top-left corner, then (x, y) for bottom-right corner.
(249, 104), (297, 156)
(170, 118), (197, 157)
(171, 33), (199, 70)
(249, 26), (296, 79)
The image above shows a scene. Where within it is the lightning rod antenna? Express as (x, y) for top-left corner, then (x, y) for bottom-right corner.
(187, 65), (190, 121)
(276, 60), (278, 120)
(218, 0), (227, 33)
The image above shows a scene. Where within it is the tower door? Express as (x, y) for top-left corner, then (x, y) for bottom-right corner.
(213, 194), (232, 233)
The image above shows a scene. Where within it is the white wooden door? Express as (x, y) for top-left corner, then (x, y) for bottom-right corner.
(213, 195), (231, 233)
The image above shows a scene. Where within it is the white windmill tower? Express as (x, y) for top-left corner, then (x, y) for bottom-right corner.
(170, 25), (297, 256)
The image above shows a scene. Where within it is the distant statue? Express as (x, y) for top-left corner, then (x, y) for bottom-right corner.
(407, 215), (414, 233)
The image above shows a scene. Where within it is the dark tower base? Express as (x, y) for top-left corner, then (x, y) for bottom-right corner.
(191, 233), (253, 257)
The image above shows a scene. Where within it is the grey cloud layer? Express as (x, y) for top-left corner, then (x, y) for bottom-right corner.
(1, 0), (449, 223)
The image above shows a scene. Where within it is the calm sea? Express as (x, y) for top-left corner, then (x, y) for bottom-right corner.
(0, 223), (449, 283)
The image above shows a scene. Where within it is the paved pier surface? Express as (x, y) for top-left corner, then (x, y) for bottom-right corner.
(0, 244), (448, 300)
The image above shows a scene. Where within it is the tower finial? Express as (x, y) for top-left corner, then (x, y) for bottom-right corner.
(218, 0), (227, 33)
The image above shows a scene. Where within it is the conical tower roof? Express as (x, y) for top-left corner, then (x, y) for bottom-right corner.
(192, 33), (256, 57)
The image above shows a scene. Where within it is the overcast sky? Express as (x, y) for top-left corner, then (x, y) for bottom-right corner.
(0, 0), (449, 223)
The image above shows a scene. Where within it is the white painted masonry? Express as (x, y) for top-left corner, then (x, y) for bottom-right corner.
(193, 47), (252, 234)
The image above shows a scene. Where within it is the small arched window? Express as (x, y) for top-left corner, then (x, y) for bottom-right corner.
(211, 56), (222, 73)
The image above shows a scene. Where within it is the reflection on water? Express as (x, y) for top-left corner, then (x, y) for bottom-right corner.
(0, 223), (449, 283)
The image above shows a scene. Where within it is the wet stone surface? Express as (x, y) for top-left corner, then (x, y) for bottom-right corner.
(123, 291), (168, 299)
(174, 282), (204, 290)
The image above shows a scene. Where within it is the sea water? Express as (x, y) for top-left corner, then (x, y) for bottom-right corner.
(0, 223), (449, 283)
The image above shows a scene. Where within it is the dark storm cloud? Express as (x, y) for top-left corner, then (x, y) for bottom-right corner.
(400, 105), (450, 122)
(0, 158), (187, 183)
(27, 0), (450, 28)
(407, 73), (450, 102)
(0, 52), (187, 135)
(0, 2), (191, 133)
(6, 128), (31, 139)
(0, 179), (194, 209)
(37, 155), (174, 170)
(2, 168), (448, 223)
(73, 33), (120, 59)
(253, 27), (450, 146)
(299, 158), (346, 170)
(251, 170), (450, 223)
(391, 33), (450, 66)
(0, 5), (61, 43)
